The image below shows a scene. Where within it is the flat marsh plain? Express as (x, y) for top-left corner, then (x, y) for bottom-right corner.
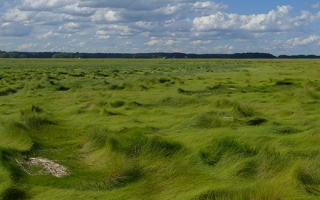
(1, 59), (320, 199)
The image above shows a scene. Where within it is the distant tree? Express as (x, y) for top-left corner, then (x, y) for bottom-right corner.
(0, 52), (9, 58)
(9, 53), (19, 58)
(19, 54), (27, 58)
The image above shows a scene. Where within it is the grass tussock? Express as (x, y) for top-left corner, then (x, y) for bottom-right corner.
(20, 114), (55, 129)
(83, 129), (109, 149)
(2, 187), (29, 200)
(232, 102), (256, 118)
(159, 77), (171, 83)
(246, 117), (268, 126)
(17, 106), (55, 130)
(268, 126), (300, 135)
(80, 158), (143, 191)
(215, 98), (234, 108)
(110, 100), (125, 108)
(199, 137), (256, 166)
(0, 122), (33, 151)
(56, 85), (70, 91)
(191, 112), (224, 129)
(101, 127), (183, 158)
(275, 80), (294, 86)
(158, 96), (201, 107)
(109, 84), (125, 90)
(293, 162), (320, 195)
(100, 109), (121, 116)
(195, 188), (251, 200)
(0, 88), (17, 96)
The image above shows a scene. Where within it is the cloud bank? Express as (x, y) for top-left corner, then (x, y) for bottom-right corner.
(0, 0), (320, 55)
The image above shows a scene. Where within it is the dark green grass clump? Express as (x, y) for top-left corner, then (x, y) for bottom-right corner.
(191, 112), (224, 129)
(232, 102), (256, 118)
(17, 106), (55, 130)
(195, 188), (251, 200)
(295, 163), (320, 195)
(110, 100), (125, 108)
(275, 80), (294, 86)
(199, 137), (256, 166)
(159, 77), (171, 83)
(56, 85), (70, 91)
(109, 84), (125, 90)
(268, 126), (300, 135)
(0, 88), (17, 96)
(215, 98), (234, 108)
(2, 187), (29, 200)
(246, 117), (268, 126)
(81, 163), (143, 191)
(109, 134), (182, 157)
(82, 127), (182, 158)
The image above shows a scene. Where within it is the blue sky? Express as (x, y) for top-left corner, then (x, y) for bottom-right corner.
(1, 0), (320, 55)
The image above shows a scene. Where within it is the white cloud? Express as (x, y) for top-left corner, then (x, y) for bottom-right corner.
(4, 8), (35, 22)
(45, 42), (51, 48)
(193, 6), (302, 32)
(19, 0), (69, 11)
(0, 22), (32, 36)
(18, 43), (38, 51)
(193, 1), (228, 16)
(165, 39), (177, 46)
(77, 41), (86, 46)
(38, 30), (57, 39)
(59, 3), (95, 16)
(91, 9), (122, 22)
(213, 45), (234, 53)
(145, 39), (160, 46)
(286, 35), (320, 46)
(192, 40), (211, 45)
(312, 3), (320, 9)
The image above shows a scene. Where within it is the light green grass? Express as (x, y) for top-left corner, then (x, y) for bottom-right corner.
(1, 58), (320, 199)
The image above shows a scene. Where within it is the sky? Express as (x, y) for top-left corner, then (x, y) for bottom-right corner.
(1, 0), (320, 55)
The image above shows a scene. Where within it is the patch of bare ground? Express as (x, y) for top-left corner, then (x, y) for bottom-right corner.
(16, 157), (69, 178)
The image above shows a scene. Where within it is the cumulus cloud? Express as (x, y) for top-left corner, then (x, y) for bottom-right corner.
(193, 6), (304, 32)
(286, 35), (320, 46)
(145, 39), (160, 46)
(79, 0), (197, 11)
(18, 0), (70, 11)
(192, 40), (212, 45)
(0, 22), (32, 36)
(38, 30), (59, 39)
(18, 43), (38, 51)
(213, 45), (234, 53)
(312, 3), (320, 9)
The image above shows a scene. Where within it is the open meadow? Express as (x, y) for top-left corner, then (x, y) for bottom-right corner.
(2, 58), (320, 199)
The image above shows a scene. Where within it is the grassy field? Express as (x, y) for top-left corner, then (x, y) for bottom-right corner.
(1, 58), (320, 199)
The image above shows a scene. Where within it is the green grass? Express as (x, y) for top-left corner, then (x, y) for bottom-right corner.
(1, 58), (320, 199)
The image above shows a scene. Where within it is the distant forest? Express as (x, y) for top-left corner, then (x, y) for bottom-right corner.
(0, 51), (319, 59)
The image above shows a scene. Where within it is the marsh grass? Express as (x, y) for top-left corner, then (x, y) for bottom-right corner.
(2, 187), (29, 200)
(110, 100), (125, 108)
(191, 112), (224, 128)
(81, 161), (143, 191)
(19, 113), (55, 130)
(0, 88), (17, 96)
(1, 59), (320, 199)
(199, 137), (256, 166)
(232, 102), (256, 118)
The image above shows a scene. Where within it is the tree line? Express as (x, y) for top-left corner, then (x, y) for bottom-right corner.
(0, 50), (319, 59)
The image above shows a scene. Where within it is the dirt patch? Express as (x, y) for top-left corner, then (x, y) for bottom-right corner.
(17, 157), (69, 178)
